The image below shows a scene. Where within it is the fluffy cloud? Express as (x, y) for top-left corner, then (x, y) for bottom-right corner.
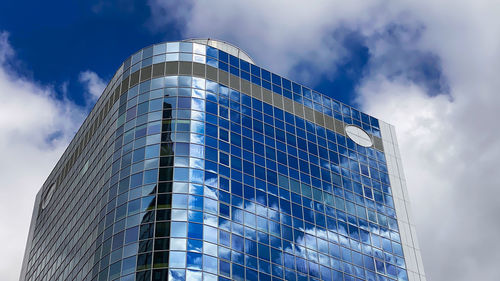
(149, 0), (391, 81)
(358, 74), (500, 280)
(357, 2), (500, 280)
(0, 32), (96, 281)
(79, 70), (106, 104)
(148, 1), (500, 280)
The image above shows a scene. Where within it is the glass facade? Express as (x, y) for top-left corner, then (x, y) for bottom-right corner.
(20, 40), (426, 281)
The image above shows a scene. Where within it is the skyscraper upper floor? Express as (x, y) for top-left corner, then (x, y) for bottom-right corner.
(20, 39), (426, 281)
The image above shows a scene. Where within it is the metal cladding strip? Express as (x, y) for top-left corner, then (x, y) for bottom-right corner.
(380, 121), (427, 281)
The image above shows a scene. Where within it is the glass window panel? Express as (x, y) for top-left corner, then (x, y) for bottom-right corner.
(169, 251), (186, 268)
(186, 252), (202, 270)
(203, 255), (217, 273)
(166, 53), (179, 61)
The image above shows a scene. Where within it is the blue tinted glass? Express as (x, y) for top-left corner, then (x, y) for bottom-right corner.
(186, 252), (202, 270)
(251, 64), (260, 76)
(240, 60), (250, 72)
(171, 222), (187, 237)
(204, 255), (218, 274)
(219, 51), (229, 63)
(272, 73), (281, 86)
(241, 71), (250, 81)
(207, 57), (218, 68)
(261, 69), (271, 81)
(170, 251), (186, 268)
(251, 75), (261, 85)
(179, 42), (192, 52)
(207, 46), (218, 58)
(230, 66), (239, 76)
(219, 62), (228, 72)
(229, 55), (239, 67)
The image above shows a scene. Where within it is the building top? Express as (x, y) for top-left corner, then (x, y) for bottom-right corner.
(114, 40), (384, 142)
(183, 38), (255, 64)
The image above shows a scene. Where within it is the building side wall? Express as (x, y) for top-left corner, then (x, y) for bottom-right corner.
(380, 122), (426, 281)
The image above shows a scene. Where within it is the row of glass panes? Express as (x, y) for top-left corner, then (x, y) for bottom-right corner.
(101, 255), (401, 281)
(99, 191), (396, 252)
(98, 216), (404, 281)
(102, 147), (402, 278)
(107, 143), (397, 240)
(116, 89), (387, 182)
(106, 219), (403, 276)
(104, 145), (398, 253)
(106, 250), (404, 281)
(107, 167), (397, 246)
(97, 217), (405, 281)
(108, 154), (397, 248)
(153, 137), (393, 213)
(120, 78), (385, 163)
(163, 180), (396, 233)
(113, 111), (395, 215)
(121, 49), (381, 137)
(113, 110), (390, 202)
(100, 215), (403, 269)
(95, 194), (404, 280)
(109, 105), (394, 228)
(117, 98), (384, 176)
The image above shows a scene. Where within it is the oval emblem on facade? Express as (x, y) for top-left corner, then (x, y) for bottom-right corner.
(345, 125), (373, 147)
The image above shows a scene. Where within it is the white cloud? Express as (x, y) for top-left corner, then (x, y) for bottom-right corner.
(79, 70), (106, 104)
(148, 0), (395, 81)
(356, 3), (500, 280)
(148, 1), (500, 280)
(0, 32), (89, 281)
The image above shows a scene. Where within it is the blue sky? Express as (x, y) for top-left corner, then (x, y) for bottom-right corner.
(0, 0), (387, 107)
(0, 0), (173, 105)
(1, 1), (500, 281)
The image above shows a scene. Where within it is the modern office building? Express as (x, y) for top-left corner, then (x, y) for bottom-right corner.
(20, 39), (426, 281)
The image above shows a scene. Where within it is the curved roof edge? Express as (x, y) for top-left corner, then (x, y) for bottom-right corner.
(183, 38), (255, 64)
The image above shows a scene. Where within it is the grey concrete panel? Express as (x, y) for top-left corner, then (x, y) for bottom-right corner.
(206, 66), (218, 81)
(120, 76), (129, 94)
(283, 97), (294, 114)
(334, 119), (345, 135)
(294, 102), (304, 118)
(304, 107), (315, 123)
(315, 111), (324, 126)
(179, 62), (192, 75)
(140, 66), (152, 82)
(152, 63), (165, 77)
(273, 93), (283, 109)
(218, 70), (229, 86)
(325, 116), (335, 132)
(241, 80), (251, 96)
(193, 62), (206, 78)
(230, 74), (240, 91)
(262, 89), (273, 105)
(129, 71), (139, 86)
(373, 136), (384, 152)
(165, 62), (179, 75)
